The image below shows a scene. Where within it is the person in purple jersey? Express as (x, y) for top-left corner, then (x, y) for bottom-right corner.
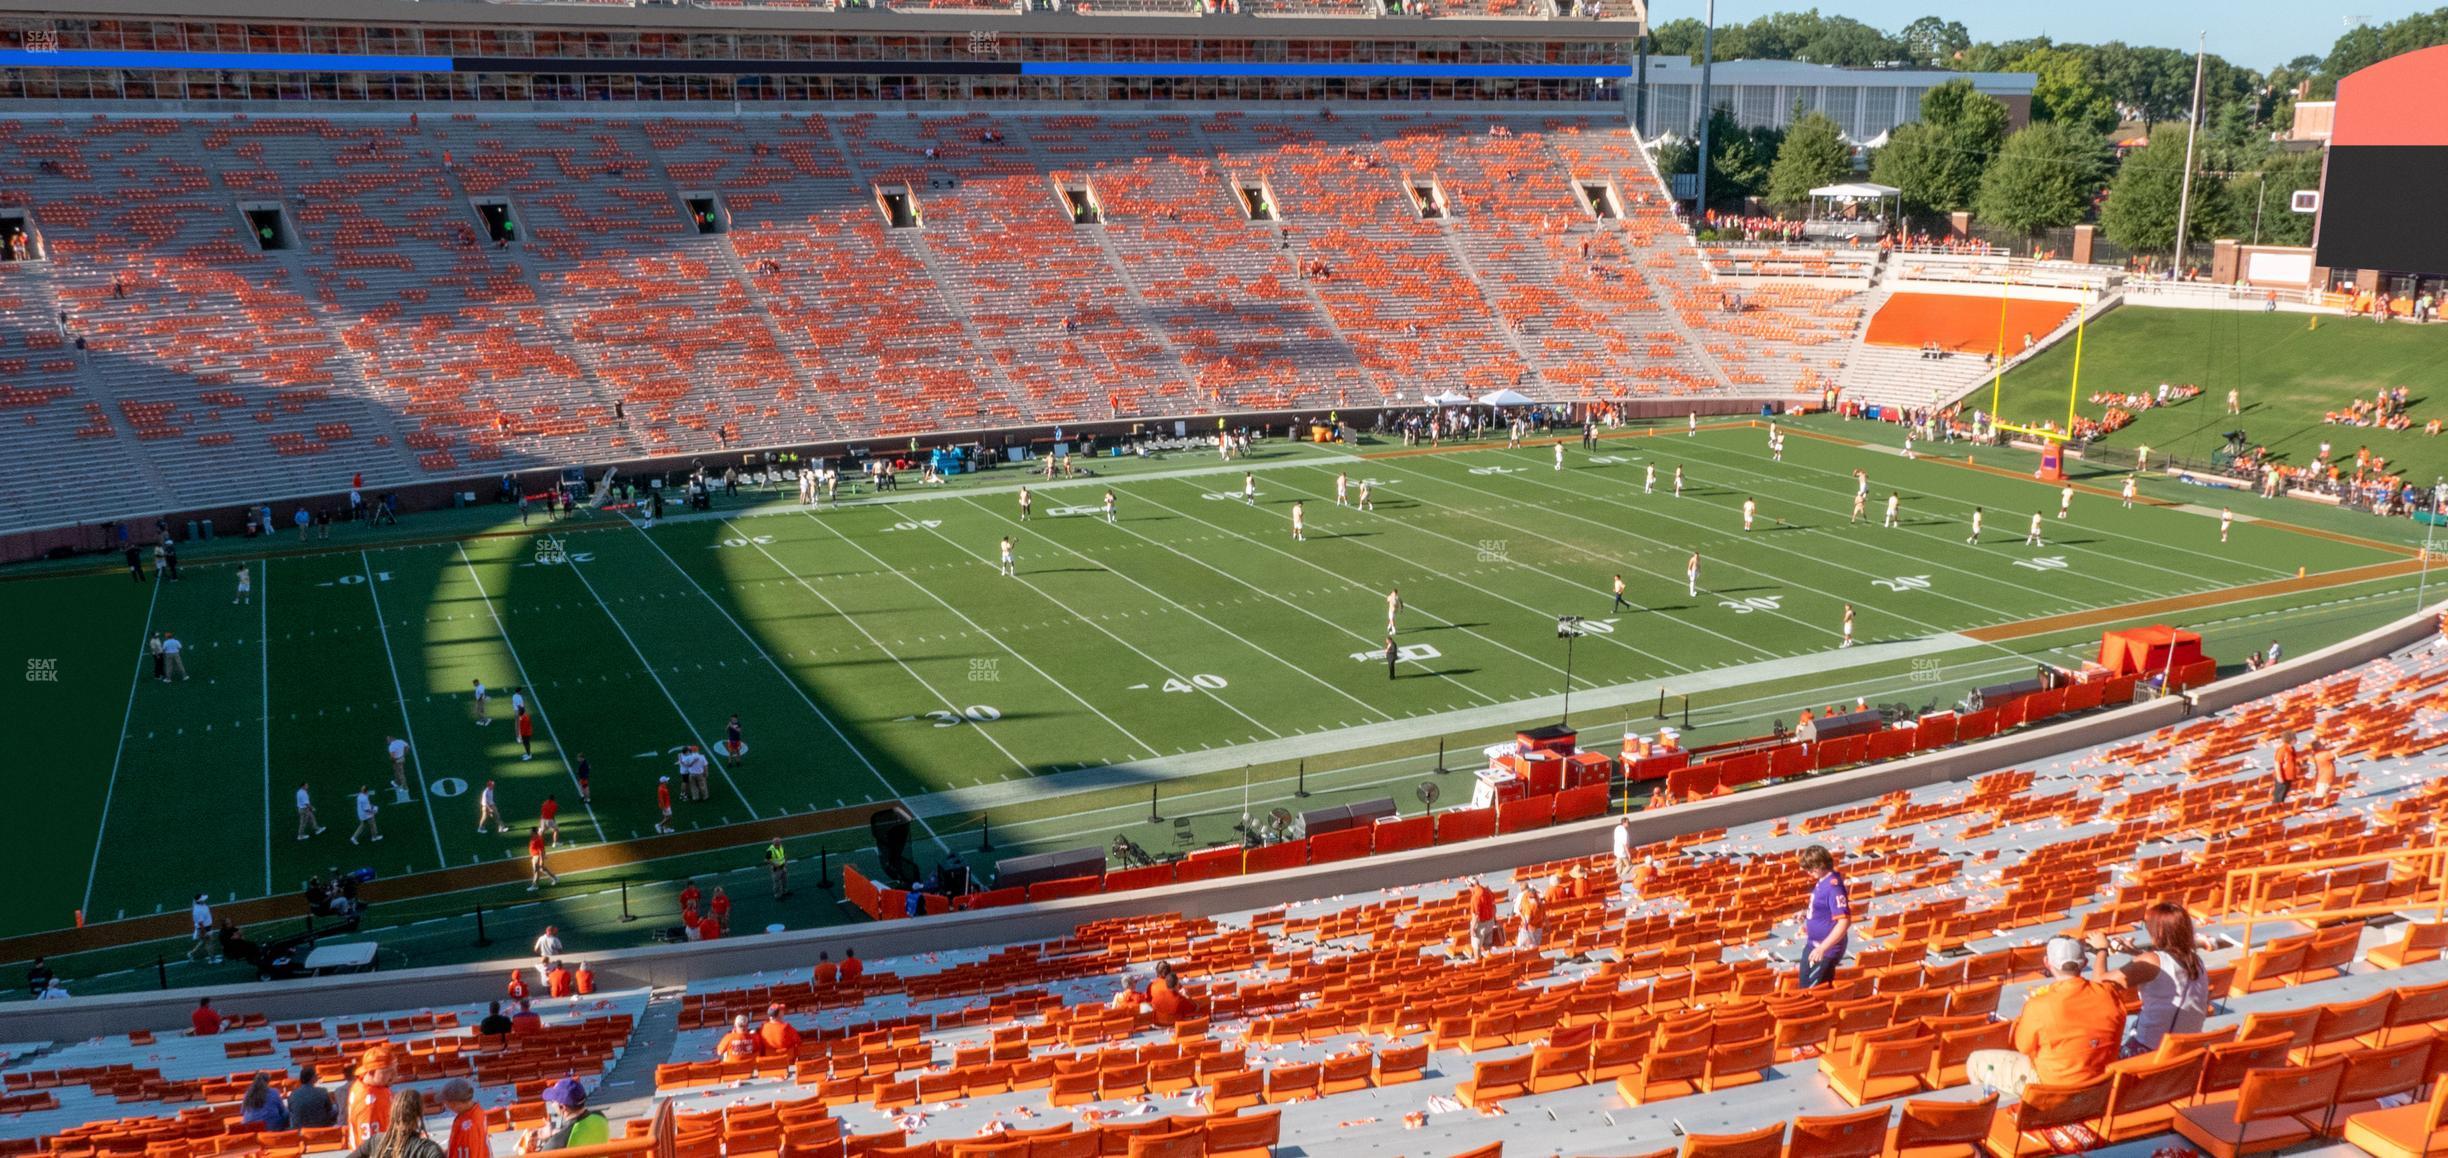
(1796, 844), (1853, 989)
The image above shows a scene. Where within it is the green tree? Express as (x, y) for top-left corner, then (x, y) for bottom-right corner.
(2100, 135), (2222, 256)
(1765, 110), (1853, 211)
(2012, 47), (2121, 138)
(1898, 15), (1970, 66)
(1974, 122), (2104, 236)
(2226, 149), (2326, 247)
(1870, 78), (2010, 221)
(1655, 106), (1784, 213)
(2320, 8), (2448, 96)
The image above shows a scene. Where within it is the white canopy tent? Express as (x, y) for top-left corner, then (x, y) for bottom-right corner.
(1805, 181), (1898, 242)
(1477, 388), (1537, 407)
(1424, 390), (1474, 406)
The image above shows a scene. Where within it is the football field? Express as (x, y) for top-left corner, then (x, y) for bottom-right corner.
(5, 420), (2428, 952)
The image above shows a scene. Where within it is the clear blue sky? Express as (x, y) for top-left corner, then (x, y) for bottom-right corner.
(1671, 0), (2436, 68)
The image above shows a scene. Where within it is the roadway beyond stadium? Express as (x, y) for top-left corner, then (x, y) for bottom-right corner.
(7, 416), (2433, 990)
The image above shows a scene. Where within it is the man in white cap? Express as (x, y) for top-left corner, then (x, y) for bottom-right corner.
(1964, 936), (2126, 1099)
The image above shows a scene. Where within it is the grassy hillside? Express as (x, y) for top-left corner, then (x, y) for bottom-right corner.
(1986, 306), (2448, 481)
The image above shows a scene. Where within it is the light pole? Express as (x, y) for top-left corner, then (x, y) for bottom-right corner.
(1557, 616), (1585, 725)
(1692, 0), (1717, 215)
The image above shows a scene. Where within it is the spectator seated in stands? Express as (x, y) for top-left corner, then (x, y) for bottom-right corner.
(477, 1002), (514, 1042)
(1965, 936), (2125, 1101)
(717, 1014), (758, 1062)
(758, 1004), (802, 1057)
(240, 1072), (289, 1131)
(508, 1000), (544, 1035)
(25, 956), (52, 998)
(522, 1079), (609, 1152)
(286, 1065), (336, 1130)
(191, 996), (226, 1036)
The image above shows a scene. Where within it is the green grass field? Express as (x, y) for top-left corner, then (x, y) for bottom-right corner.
(1989, 305), (2448, 480)
(5, 421), (2434, 995)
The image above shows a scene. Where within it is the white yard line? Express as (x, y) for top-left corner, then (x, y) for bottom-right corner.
(1361, 453), (2052, 671)
(1253, 465), (1695, 672)
(360, 552), (452, 868)
(1128, 486), (1579, 686)
(258, 559), (272, 895)
(552, 538), (761, 818)
(637, 521), (950, 854)
(696, 517), (1037, 782)
(1654, 436), (2284, 592)
(904, 514), (1286, 740)
(796, 510), (1162, 760)
(953, 495), (1397, 724)
(454, 542), (605, 845)
(1698, 434), (2297, 580)
(80, 577), (163, 917)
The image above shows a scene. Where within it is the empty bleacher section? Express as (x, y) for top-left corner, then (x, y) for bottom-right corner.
(10, 608), (2447, 1158)
(0, 111), (1873, 537)
(1863, 293), (2079, 355)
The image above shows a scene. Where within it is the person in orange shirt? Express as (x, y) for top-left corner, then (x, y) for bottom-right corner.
(440, 1078), (489, 1158)
(1513, 881), (1547, 951)
(572, 962), (595, 996)
(1465, 882), (1498, 959)
(1965, 937), (2126, 1099)
(839, 947), (863, 981)
(715, 1014), (758, 1062)
(812, 951), (838, 986)
(505, 970), (529, 1003)
(545, 962), (574, 998)
(709, 887), (731, 933)
(2309, 744), (2338, 796)
(343, 1048), (395, 1148)
(1147, 962), (1190, 1027)
(2272, 738), (2301, 805)
(694, 913), (722, 942)
(757, 1004), (801, 1057)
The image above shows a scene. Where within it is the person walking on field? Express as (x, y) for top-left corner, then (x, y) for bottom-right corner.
(1686, 552), (1700, 597)
(160, 632), (188, 682)
(1672, 465), (1685, 498)
(296, 783), (325, 840)
(2026, 512), (2045, 547)
(233, 564), (251, 606)
(1385, 586), (1403, 635)
(1883, 491), (1901, 529)
(1356, 480), (1374, 511)
(654, 776), (675, 834)
(724, 714), (745, 765)
(2058, 484), (2073, 519)
(350, 787), (382, 844)
(476, 780), (503, 834)
(527, 830), (559, 891)
(537, 794), (561, 847)
(997, 536), (1015, 578)
(2121, 476), (2136, 509)
(1741, 497), (1757, 532)
(1289, 501), (1305, 542)
(514, 707), (534, 761)
(471, 679), (491, 727)
(386, 737), (411, 798)
(1017, 486), (1032, 522)
(1841, 604), (1854, 648)
(1644, 463), (1656, 494)
(765, 839), (790, 900)
(150, 632), (166, 681)
(1611, 574), (1629, 613)
(1966, 508), (1983, 545)
(2220, 507), (2233, 544)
